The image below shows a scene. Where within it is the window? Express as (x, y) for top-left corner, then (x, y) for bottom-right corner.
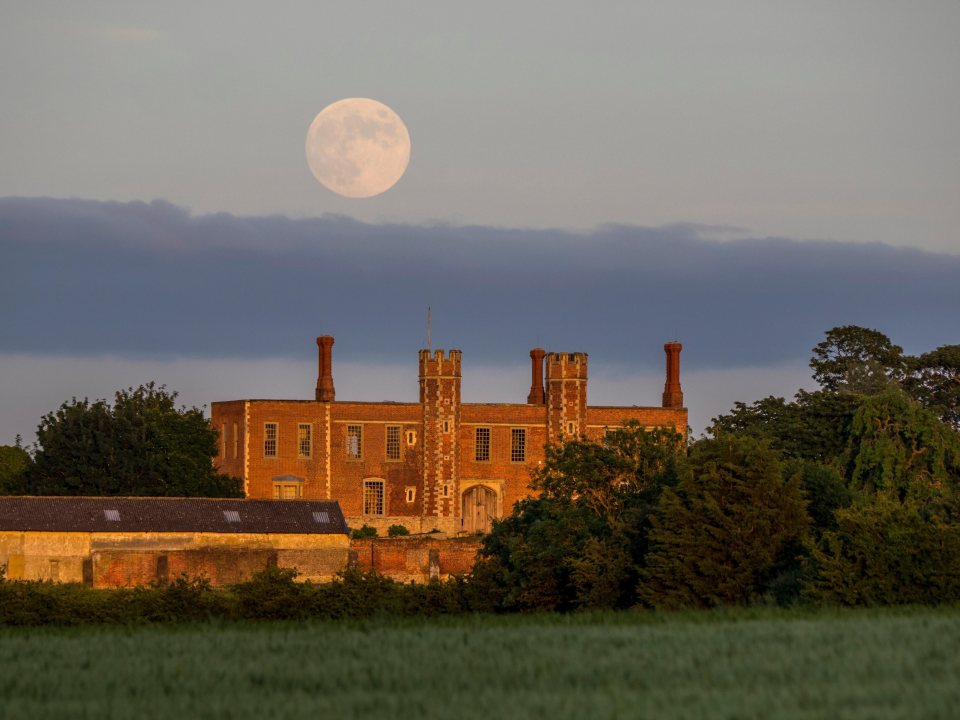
(443, 484), (450, 497)
(264, 423), (278, 457)
(298, 423), (312, 458)
(407, 431), (417, 446)
(363, 480), (385, 515)
(511, 428), (526, 463)
(272, 482), (302, 499)
(232, 422), (239, 459)
(567, 421), (575, 435)
(405, 487), (416, 503)
(386, 425), (401, 460)
(346, 424), (362, 459)
(443, 420), (450, 433)
(475, 427), (490, 462)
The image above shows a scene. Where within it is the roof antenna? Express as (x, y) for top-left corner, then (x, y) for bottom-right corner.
(427, 306), (431, 352)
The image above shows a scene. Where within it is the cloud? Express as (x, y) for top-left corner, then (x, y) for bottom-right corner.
(1, 197), (957, 373)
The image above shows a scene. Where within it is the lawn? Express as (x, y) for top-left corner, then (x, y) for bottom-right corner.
(1, 607), (958, 720)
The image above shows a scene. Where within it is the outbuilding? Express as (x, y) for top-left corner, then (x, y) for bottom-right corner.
(0, 496), (350, 587)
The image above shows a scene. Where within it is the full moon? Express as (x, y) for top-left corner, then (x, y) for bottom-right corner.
(305, 98), (411, 199)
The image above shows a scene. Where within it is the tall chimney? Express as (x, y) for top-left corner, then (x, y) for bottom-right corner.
(315, 336), (335, 402)
(662, 341), (683, 408)
(527, 348), (546, 404)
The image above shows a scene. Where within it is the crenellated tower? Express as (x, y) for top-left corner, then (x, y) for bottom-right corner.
(546, 351), (588, 442)
(419, 349), (462, 519)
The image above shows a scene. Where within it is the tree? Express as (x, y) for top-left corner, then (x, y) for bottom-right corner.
(469, 422), (688, 612)
(25, 383), (242, 497)
(805, 390), (960, 605)
(807, 490), (960, 606)
(709, 389), (859, 465)
(905, 344), (960, 431)
(844, 388), (960, 500)
(0, 437), (30, 495)
(810, 325), (906, 391)
(640, 435), (809, 608)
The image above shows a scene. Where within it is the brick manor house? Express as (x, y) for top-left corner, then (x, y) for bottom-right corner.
(211, 337), (687, 534)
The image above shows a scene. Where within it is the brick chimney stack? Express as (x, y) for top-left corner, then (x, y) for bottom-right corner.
(527, 348), (546, 404)
(315, 335), (335, 402)
(662, 341), (683, 409)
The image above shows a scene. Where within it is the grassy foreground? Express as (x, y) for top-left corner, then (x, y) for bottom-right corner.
(1, 607), (958, 720)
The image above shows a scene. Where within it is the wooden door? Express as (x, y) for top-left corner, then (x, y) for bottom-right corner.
(462, 485), (497, 533)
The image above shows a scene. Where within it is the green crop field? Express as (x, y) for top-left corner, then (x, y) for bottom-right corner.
(1, 607), (959, 720)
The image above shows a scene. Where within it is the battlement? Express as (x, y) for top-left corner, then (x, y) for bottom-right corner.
(546, 351), (589, 380)
(418, 348), (462, 377)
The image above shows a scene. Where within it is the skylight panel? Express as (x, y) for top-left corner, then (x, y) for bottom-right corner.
(223, 510), (241, 523)
(104, 509), (120, 522)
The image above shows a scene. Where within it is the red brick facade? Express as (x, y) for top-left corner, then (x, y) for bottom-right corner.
(211, 338), (688, 534)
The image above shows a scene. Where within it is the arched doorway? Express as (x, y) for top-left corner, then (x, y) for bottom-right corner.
(462, 485), (498, 533)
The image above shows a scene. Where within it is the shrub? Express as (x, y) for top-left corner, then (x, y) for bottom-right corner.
(351, 524), (378, 539)
(387, 524), (410, 537)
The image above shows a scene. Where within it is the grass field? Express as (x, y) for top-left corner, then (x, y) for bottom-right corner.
(1, 607), (959, 720)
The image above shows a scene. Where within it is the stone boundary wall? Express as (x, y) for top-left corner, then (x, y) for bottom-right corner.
(1, 532), (481, 587)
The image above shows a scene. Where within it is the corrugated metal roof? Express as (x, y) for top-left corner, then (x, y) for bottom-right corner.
(0, 497), (348, 535)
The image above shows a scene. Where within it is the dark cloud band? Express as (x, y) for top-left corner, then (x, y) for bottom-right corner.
(1, 197), (956, 369)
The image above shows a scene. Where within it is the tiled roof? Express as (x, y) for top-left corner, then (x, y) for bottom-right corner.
(0, 497), (348, 535)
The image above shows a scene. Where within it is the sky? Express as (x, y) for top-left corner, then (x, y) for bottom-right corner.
(1, 2), (959, 444)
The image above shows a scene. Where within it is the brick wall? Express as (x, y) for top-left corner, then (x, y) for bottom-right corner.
(349, 536), (483, 582)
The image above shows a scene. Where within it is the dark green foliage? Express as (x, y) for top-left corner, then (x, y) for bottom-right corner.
(0, 568), (471, 626)
(472, 423), (688, 612)
(0, 440), (29, 495)
(351, 524), (377, 539)
(785, 459), (848, 533)
(0, 575), (229, 626)
(810, 325), (906, 391)
(387, 524), (410, 537)
(844, 389), (960, 498)
(807, 491), (960, 606)
(25, 383), (242, 497)
(709, 390), (859, 464)
(470, 497), (596, 612)
(905, 344), (960, 431)
(640, 435), (809, 609)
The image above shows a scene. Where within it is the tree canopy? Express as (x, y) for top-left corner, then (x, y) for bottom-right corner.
(25, 383), (242, 497)
(0, 438), (29, 495)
